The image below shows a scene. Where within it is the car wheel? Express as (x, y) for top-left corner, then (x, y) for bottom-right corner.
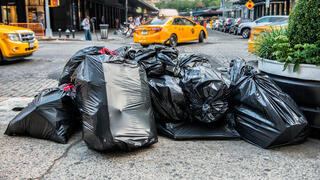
(0, 50), (3, 62)
(242, 28), (251, 39)
(199, 31), (204, 43)
(169, 34), (178, 47)
(141, 44), (149, 48)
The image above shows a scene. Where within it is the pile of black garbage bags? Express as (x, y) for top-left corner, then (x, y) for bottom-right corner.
(5, 45), (309, 151)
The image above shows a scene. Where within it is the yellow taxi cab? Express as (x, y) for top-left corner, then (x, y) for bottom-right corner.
(248, 19), (288, 53)
(0, 25), (38, 61)
(134, 16), (207, 47)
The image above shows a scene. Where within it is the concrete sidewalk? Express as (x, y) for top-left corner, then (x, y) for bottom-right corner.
(1, 97), (320, 179)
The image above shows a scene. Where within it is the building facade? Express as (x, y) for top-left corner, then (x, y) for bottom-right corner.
(224, 0), (298, 20)
(0, 0), (157, 31)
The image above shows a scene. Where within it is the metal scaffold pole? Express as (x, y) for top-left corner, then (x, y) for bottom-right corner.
(45, 0), (53, 37)
(125, 0), (128, 23)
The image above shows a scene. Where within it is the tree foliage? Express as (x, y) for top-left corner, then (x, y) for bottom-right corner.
(155, 0), (221, 12)
(287, 0), (320, 46)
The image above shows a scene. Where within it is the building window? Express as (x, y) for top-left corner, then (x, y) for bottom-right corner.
(25, 0), (45, 25)
(1, 6), (18, 24)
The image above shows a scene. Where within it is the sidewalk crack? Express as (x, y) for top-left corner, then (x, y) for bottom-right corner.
(33, 139), (82, 180)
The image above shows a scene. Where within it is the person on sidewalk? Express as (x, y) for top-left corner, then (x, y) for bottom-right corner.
(115, 18), (119, 29)
(82, 16), (92, 41)
(135, 15), (142, 26)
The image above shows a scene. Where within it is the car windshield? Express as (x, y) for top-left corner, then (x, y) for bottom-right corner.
(145, 18), (169, 25)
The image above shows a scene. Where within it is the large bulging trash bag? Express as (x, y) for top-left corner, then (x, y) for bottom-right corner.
(133, 45), (178, 77)
(148, 75), (189, 123)
(59, 46), (104, 85)
(229, 59), (308, 148)
(180, 66), (229, 123)
(73, 54), (158, 151)
(5, 84), (80, 144)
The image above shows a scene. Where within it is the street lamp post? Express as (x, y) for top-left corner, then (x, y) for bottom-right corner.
(125, 0), (128, 23)
(45, 0), (53, 37)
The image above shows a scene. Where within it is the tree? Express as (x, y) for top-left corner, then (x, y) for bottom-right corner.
(155, 0), (221, 12)
(287, 0), (320, 46)
(194, 1), (205, 9)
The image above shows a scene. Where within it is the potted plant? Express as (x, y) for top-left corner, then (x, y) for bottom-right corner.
(254, 0), (320, 138)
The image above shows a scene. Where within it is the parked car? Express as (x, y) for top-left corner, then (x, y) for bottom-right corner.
(212, 19), (223, 30)
(134, 16), (207, 47)
(248, 18), (289, 53)
(222, 18), (235, 33)
(216, 17), (226, 31)
(238, 15), (288, 38)
(0, 25), (38, 62)
(229, 18), (251, 35)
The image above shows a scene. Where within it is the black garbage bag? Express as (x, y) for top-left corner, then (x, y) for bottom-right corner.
(157, 118), (240, 140)
(5, 84), (80, 144)
(228, 58), (255, 87)
(180, 66), (229, 123)
(73, 54), (157, 151)
(148, 75), (190, 123)
(229, 59), (308, 148)
(133, 45), (178, 77)
(178, 54), (212, 68)
(59, 46), (104, 85)
(114, 46), (139, 60)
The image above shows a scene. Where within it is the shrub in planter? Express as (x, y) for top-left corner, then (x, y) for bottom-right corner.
(255, 28), (320, 71)
(287, 0), (320, 46)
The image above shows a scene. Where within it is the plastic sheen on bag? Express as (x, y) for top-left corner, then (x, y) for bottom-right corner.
(229, 59), (308, 148)
(148, 75), (190, 123)
(180, 66), (229, 123)
(157, 120), (240, 140)
(5, 84), (80, 144)
(133, 45), (178, 77)
(59, 46), (105, 85)
(73, 54), (157, 151)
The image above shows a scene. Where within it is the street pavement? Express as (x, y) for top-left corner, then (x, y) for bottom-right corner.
(0, 30), (319, 179)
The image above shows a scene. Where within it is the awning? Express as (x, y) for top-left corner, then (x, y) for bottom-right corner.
(134, 0), (159, 11)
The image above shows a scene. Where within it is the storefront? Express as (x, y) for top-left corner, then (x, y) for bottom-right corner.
(0, 0), (26, 24)
(25, 0), (45, 24)
(0, 0), (157, 32)
(232, 0), (295, 20)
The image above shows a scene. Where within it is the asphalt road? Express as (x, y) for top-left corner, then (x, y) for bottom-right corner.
(0, 30), (319, 179)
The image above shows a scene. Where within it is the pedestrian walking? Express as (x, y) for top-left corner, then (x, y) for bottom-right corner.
(135, 15), (142, 26)
(115, 18), (119, 29)
(82, 16), (92, 41)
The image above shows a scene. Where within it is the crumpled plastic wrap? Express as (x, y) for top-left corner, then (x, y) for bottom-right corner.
(5, 84), (80, 144)
(180, 66), (229, 123)
(59, 46), (104, 85)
